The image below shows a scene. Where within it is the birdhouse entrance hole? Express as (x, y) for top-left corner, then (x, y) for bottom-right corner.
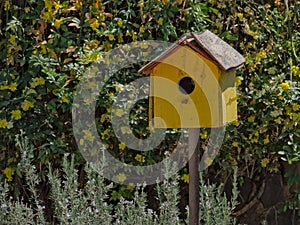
(178, 76), (195, 95)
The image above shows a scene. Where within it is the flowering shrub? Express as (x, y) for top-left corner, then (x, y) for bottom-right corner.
(207, 0), (300, 171)
(0, 0), (209, 183)
(0, 0), (299, 222)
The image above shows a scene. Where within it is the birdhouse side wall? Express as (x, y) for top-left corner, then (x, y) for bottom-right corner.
(221, 70), (237, 122)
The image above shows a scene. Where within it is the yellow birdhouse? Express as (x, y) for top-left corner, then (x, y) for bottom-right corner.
(138, 30), (245, 128)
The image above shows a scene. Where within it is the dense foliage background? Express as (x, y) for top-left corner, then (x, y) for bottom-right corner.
(0, 0), (299, 223)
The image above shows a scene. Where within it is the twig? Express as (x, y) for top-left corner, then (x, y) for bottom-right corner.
(233, 180), (265, 217)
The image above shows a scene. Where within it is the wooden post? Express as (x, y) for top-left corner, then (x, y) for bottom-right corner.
(188, 128), (200, 225)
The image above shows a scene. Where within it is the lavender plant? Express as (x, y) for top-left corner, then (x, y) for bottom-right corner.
(0, 134), (242, 225)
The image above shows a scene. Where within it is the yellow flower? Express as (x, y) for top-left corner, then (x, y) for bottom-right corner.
(4, 1), (10, 11)
(7, 46), (13, 55)
(277, 93), (284, 100)
(114, 109), (124, 117)
(9, 82), (17, 91)
(246, 42), (253, 49)
(83, 130), (95, 142)
(0, 119), (9, 129)
(292, 103), (299, 112)
(101, 129), (109, 139)
(248, 61), (257, 71)
(132, 31), (138, 40)
(123, 44), (131, 52)
(260, 158), (270, 168)
(200, 130), (207, 139)
(116, 173), (126, 183)
(53, 19), (63, 28)
(21, 100), (34, 111)
(140, 41), (148, 49)
(87, 51), (100, 62)
(236, 77), (242, 86)
(204, 157), (213, 166)
(139, 25), (145, 33)
(232, 141), (238, 147)
(94, 1), (100, 8)
(181, 174), (189, 183)
(107, 33), (114, 41)
(9, 35), (16, 44)
(127, 183), (135, 191)
(263, 136), (269, 144)
(11, 110), (22, 120)
(250, 137), (258, 143)
(236, 13), (244, 21)
(24, 7), (30, 13)
(41, 11), (53, 20)
(41, 44), (48, 54)
(10, 73), (15, 79)
(54, 1), (63, 11)
(157, 17), (163, 25)
(280, 82), (289, 90)
(79, 138), (84, 145)
(45, 0), (53, 10)
(60, 95), (69, 103)
(121, 126), (132, 134)
(90, 19), (100, 30)
(74, 0), (82, 9)
(119, 142), (126, 150)
(117, 20), (123, 27)
(232, 119), (240, 127)
(2, 167), (14, 181)
(247, 116), (255, 123)
(125, 30), (131, 36)
(135, 154), (145, 163)
(274, 117), (282, 124)
(100, 114), (108, 123)
(285, 106), (292, 115)
(138, 1), (144, 8)
(292, 65), (299, 76)
(259, 50), (267, 58)
(36, 77), (45, 85)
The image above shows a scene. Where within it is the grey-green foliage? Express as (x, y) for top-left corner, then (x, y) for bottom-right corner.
(114, 188), (158, 225)
(0, 132), (48, 225)
(48, 157), (114, 225)
(196, 168), (240, 225)
(0, 134), (241, 225)
(156, 158), (181, 225)
(94, 157), (181, 225)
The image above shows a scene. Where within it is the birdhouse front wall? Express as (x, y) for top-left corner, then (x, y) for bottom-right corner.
(149, 45), (237, 128)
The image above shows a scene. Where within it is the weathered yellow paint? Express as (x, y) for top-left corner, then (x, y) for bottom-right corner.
(221, 70), (237, 123)
(149, 46), (237, 128)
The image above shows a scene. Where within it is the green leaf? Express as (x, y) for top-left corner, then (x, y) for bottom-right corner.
(220, 31), (238, 41)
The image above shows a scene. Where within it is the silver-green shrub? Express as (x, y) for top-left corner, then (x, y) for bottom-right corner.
(0, 134), (242, 224)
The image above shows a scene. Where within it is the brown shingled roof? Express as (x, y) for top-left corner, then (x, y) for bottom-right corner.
(138, 30), (245, 74)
